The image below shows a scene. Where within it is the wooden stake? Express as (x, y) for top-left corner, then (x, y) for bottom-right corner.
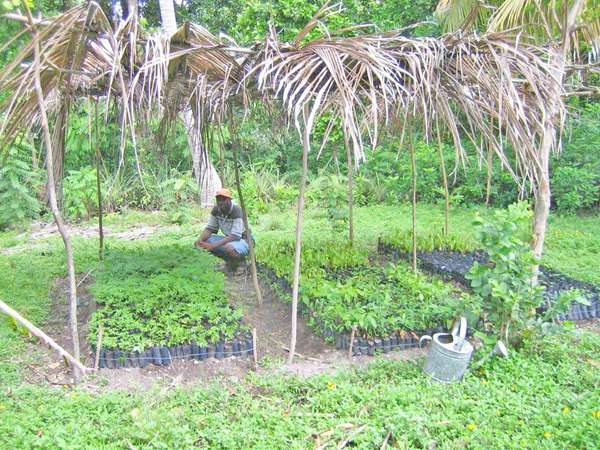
(347, 326), (356, 358)
(0, 299), (88, 375)
(288, 115), (310, 364)
(252, 327), (258, 370)
(94, 324), (104, 370)
(24, 3), (82, 380)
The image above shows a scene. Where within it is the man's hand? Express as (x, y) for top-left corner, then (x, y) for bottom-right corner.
(194, 239), (214, 250)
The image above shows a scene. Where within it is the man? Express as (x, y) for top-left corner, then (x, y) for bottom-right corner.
(195, 188), (250, 261)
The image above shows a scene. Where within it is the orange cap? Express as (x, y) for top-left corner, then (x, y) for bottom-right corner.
(215, 188), (232, 199)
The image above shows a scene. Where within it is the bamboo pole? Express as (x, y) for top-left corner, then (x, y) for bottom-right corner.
(288, 117), (310, 364)
(343, 132), (354, 245)
(0, 299), (88, 375)
(228, 115), (263, 305)
(24, 4), (82, 380)
(409, 134), (417, 272)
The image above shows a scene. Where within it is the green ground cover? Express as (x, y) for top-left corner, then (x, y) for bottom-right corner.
(1, 332), (598, 448)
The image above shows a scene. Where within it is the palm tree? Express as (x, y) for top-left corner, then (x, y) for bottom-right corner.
(158, 0), (222, 206)
(436, 0), (599, 270)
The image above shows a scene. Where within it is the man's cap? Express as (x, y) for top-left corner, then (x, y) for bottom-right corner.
(215, 188), (232, 199)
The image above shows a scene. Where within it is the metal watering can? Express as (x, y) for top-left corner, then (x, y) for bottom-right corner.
(419, 317), (473, 383)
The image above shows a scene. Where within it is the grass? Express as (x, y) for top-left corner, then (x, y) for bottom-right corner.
(254, 203), (600, 285)
(0, 203), (599, 448)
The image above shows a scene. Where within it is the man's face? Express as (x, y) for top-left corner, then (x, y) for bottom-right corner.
(216, 195), (231, 212)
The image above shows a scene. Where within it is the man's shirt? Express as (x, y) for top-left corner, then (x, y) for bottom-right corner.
(206, 204), (245, 238)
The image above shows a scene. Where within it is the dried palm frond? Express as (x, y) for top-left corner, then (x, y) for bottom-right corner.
(0, 1), (566, 192)
(0, 3), (115, 149)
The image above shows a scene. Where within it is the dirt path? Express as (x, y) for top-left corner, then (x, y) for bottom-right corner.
(2, 222), (180, 255)
(20, 264), (421, 392)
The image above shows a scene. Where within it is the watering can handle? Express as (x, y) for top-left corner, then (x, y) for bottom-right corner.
(418, 335), (432, 355)
(451, 317), (467, 340)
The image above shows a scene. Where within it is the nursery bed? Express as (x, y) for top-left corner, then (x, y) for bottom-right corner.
(377, 241), (600, 320)
(88, 245), (252, 369)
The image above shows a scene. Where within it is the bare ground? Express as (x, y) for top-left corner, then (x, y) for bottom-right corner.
(19, 263), (421, 392)
(1, 222), (180, 255)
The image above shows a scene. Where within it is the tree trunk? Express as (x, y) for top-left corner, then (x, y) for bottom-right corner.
(183, 112), (223, 206)
(532, 0), (583, 277)
(409, 135), (417, 272)
(161, 0), (223, 207)
(24, 4), (82, 380)
(532, 126), (552, 263)
(288, 121), (310, 364)
(50, 101), (68, 207)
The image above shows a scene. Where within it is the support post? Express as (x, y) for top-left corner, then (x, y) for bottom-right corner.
(228, 114), (263, 305)
(343, 132), (354, 245)
(409, 134), (417, 272)
(435, 122), (449, 235)
(24, 4), (81, 380)
(288, 118), (310, 364)
(92, 99), (104, 259)
(0, 299), (88, 376)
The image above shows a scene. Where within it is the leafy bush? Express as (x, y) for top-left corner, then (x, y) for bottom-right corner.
(552, 167), (599, 213)
(466, 203), (543, 344)
(0, 146), (41, 229)
(63, 166), (97, 220)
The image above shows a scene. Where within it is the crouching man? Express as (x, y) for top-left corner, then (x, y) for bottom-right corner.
(194, 188), (249, 262)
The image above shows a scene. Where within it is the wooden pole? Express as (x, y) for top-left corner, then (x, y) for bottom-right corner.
(288, 116), (310, 364)
(94, 324), (104, 370)
(348, 325), (356, 358)
(435, 122), (449, 236)
(24, 3), (82, 380)
(343, 132), (354, 245)
(89, 99), (104, 260)
(409, 134), (417, 272)
(228, 115), (263, 305)
(0, 299), (88, 375)
(252, 327), (258, 370)
(485, 146), (493, 206)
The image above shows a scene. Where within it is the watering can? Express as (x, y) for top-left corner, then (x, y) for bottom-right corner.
(419, 317), (473, 383)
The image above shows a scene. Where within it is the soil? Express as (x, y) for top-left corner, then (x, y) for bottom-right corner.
(21, 263), (420, 392)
